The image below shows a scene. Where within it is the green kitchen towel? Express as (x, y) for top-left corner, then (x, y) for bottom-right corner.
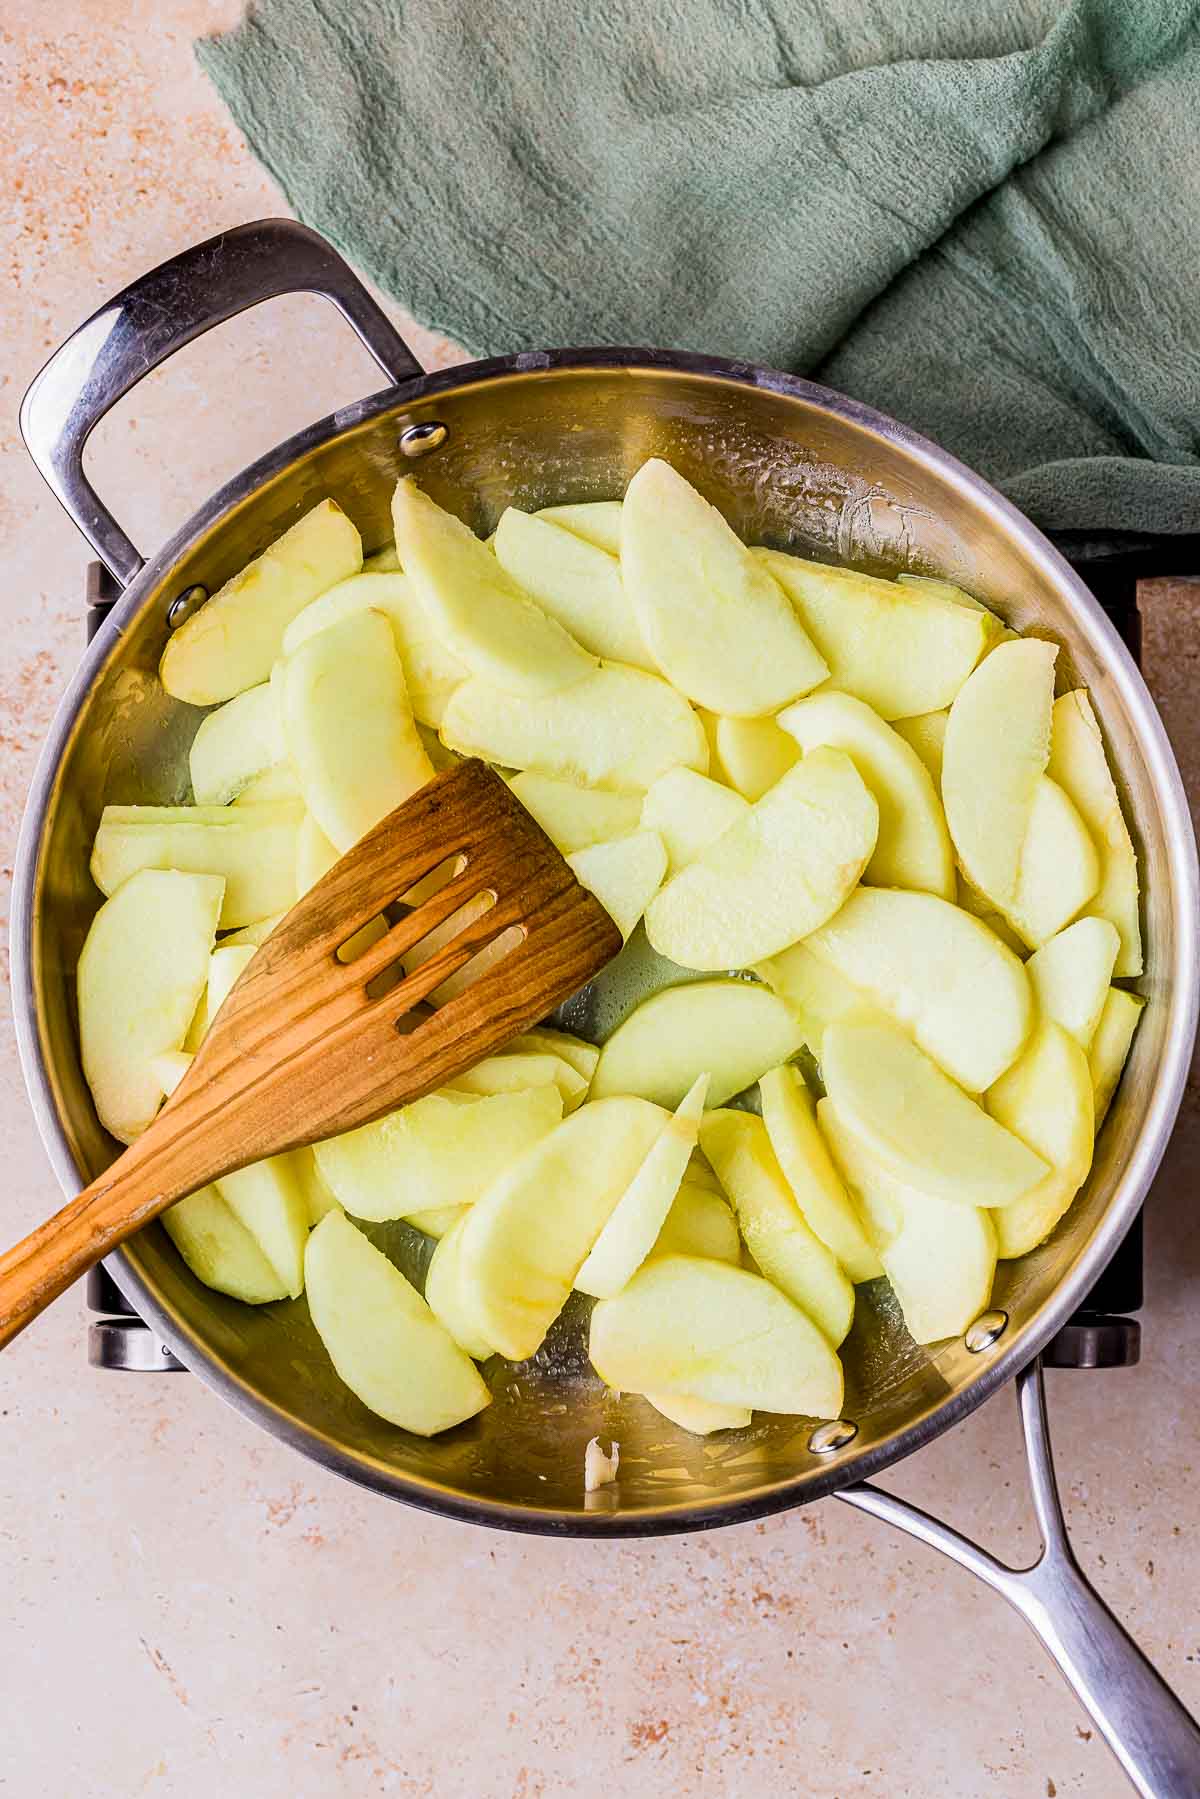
(198, 0), (1200, 538)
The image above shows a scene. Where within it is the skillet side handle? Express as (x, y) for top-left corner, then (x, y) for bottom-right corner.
(838, 1360), (1200, 1799)
(19, 218), (424, 588)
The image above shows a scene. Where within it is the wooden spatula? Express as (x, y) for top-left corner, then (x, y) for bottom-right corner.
(0, 759), (622, 1348)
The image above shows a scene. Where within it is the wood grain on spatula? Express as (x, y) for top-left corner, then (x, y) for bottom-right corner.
(0, 759), (622, 1348)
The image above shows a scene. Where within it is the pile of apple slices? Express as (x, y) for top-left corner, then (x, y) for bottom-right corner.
(74, 457), (1145, 1445)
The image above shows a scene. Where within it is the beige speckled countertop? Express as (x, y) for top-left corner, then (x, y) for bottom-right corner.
(3, 7), (1199, 1795)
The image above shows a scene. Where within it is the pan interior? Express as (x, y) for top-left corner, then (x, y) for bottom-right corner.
(22, 359), (1191, 1527)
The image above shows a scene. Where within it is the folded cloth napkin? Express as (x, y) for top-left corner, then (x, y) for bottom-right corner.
(199, 0), (1200, 538)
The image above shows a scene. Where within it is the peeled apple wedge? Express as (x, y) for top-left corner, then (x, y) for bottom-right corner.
(780, 691), (954, 898)
(508, 772), (642, 855)
(493, 507), (654, 669)
(391, 478), (595, 697)
(576, 1075), (708, 1298)
(507, 1028), (600, 1084)
(956, 874), (1028, 955)
(282, 607), (433, 853)
(296, 1150), (341, 1226)
(188, 681), (285, 805)
(700, 1109), (855, 1346)
(184, 942), (256, 1050)
(234, 763), (302, 806)
(162, 1185), (290, 1305)
(215, 1152), (310, 1299)
(805, 888), (1033, 1092)
(446, 1050), (588, 1111)
(712, 715), (799, 802)
(651, 1182), (742, 1265)
(78, 869), (223, 1143)
(440, 663), (708, 792)
(640, 768), (749, 875)
(1026, 917), (1120, 1049)
(644, 1392), (751, 1434)
(91, 801), (301, 930)
(758, 549), (1000, 720)
(822, 1016), (1049, 1209)
(621, 460), (828, 716)
(1003, 776), (1100, 948)
(567, 830), (668, 940)
(160, 498), (362, 704)
(1047, 690), (1142, 976)
(756, 941), (867, 1055)
(758, 1064), (881, 1282)
(892, 709), (948, 786)
(645, 748), (879, 969)
(589, 1255), (845, 1418)
(314, 1086), (563, 1222)
(941, 637), (1058, 910)
(986, 1022), (1095, 1257)
(425, 1216), (496, 1360)
(818, 1101), (998, 1344)
(305, 1211), (490, 1435)
(407, 1204), (469, 1239)
(591, 979), (804, 1109)
(537, 500), (623, 556)
(458, 1096), (669, 1359)
(1089, 988), (1145, 1130)
(282, 571), (468, 728)
(220, 910), (287, 948)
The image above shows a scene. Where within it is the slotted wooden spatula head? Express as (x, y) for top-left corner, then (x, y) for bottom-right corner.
(0, 759), (622, 1346)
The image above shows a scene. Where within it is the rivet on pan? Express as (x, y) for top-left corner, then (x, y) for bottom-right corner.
(965, 1309), (1009, 1353)
(399, 421), (448, 458)
(809, 1418), (858, 1455)
(167, 584), (208, 629)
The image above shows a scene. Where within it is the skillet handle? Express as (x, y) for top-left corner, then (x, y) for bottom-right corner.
(839, 1359), (1200, 1799)
(19, 218), (423, 588)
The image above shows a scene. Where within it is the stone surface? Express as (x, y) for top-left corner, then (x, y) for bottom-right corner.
(1, 6), (1198, 1795)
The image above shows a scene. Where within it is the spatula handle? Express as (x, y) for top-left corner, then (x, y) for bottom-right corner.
(0, 1128), (204, 1349)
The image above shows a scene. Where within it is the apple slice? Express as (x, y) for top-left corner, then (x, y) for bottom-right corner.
(162, 1185), (290, 1305)
(755, 941), (867, 1055)
(234, 764), (302, 807)
(184, 942), (257, 1050)
(589, 1255), (844, 1417)
(986, 1022), (1094, 1256)
(651, 1182), (741, 1265)
(407, 1204), (469, 1239)
(78, 868), (224, 1143)
(314, 1085), (563, 1222)
(622, 460), (828, 715)
(537, 500), (623, 555)
(644, 1392), (751, 1434)
(493, 507), (654, 668)
(942, 637), (1058, 910)
(956, 874), (1029, 955)
(576, 1075), (708, 1298)
(425, 1215), (496, 1360)
(363, 543), (401, 573)
(700, 1109), (855, 1345)
(441, 663), (708, 792)
(459, 1095), (668, 1359)
(640, 768), (749, 875)
(1003, 776), (1099, 948)
(591, 979), (804, 1108)
(780, 690), (954, 898)
(1026, 917), (1120, 1048)
(822, 1016), (1048, 1208)
(215, 1152), (310, 1298)
(447, 1051), (588, 1111)
(509, 772), (642, 855)
(758, 1064), (881, 1282)
(296, 1149), (341, 1226)
(282, 607), (433, 853)
(758, 549), (1000, 719)
(819, 1100), (998, 1344)
(1047, 690), (1142, 975)
(1089, 988), (1145, 1130)
(306, 1211), (490, 1435)
(160, 498), (362, 704)
(220, 910), (286, 948)
(391, 478), (595, 697)
(892, 709), (948, 786)
(188, 681), (286, 805)
(805, 888), (1033, 1092)
(282, 571), (468, 728)
(507, 1028), (599, 1084)
(644, 748), (878, 969)
(91, 800), (301, 930)
(712, 715), (799, 802)
(567, 831), (668, 940)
